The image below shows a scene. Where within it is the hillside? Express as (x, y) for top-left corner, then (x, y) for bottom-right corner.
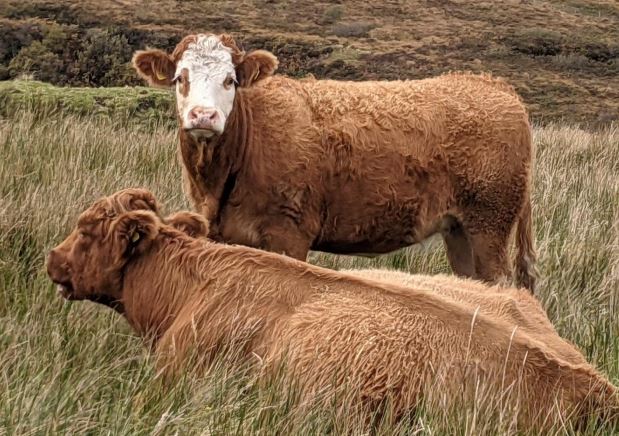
(1, 0), (618, 125)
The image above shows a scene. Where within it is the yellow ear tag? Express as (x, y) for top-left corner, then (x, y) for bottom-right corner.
(156, 71), (167, 81)
(131, 232), (141, 243)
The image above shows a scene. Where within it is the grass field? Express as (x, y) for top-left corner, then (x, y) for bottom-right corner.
(0, 85), (618, 434)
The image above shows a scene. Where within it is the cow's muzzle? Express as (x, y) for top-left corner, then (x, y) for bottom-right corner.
(46, 249), (74, 299)
(185, 106), (222, 139)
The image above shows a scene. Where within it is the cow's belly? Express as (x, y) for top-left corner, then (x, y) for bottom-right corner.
(312, 149), (453, 254)
(313, 202), (443, 255)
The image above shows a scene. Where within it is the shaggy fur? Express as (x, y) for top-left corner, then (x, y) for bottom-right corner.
(134, 35), (535, 290)
(47, 190), (616, 429)
(165, 211), (210, 238)
(132, 34), (537, 292)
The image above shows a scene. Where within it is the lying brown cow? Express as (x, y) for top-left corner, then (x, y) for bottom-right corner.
(132, 33), (537, 292)
(47, 189), (615, 429)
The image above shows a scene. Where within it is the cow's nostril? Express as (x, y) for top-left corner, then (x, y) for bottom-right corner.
(46, 249), (70, 283)
(188, 108), (199, 120)
(188, 107), (218, 129)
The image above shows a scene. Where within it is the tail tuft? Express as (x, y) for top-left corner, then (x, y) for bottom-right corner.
(514, 189), (537, 293)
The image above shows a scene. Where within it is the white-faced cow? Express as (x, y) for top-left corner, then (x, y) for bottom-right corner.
(133, 33), (537, 291)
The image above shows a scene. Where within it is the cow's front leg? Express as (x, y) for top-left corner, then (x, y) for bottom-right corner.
(260, 223), (312, 261)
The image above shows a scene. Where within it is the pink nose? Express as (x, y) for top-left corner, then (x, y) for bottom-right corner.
(188, 106), (219, 129)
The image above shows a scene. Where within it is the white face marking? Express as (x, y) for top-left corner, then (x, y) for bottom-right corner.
(175, 35), (237, 135)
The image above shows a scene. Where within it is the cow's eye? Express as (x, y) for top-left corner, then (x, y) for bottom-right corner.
(172, 75), (181, 84)
(223, 76), (234, 89)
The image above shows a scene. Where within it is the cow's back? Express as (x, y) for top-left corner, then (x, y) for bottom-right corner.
(344, 269), (587, 365)
(295, 74), (531, 253)
(264, 275), (615, 426)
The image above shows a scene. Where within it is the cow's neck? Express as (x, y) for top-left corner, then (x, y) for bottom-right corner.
(178, 91), (252, 222)
(120, 231), (213, 344)
(118, 231), (320, 348)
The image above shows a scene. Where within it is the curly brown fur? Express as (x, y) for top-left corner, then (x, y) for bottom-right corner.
(47, 190), (616, 430)
(165, 211), (209, 238)
(133, 34), (537, 292)
(218, 33), (246, 66)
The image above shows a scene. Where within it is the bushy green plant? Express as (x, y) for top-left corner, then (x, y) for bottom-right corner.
(8, 41), (64, 83)
(74, 28), (136, 87)
(0, 17), (46, 64)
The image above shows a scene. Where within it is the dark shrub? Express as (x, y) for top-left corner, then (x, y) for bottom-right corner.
(579, 42), (619, 63)
(8, 41), (64, 82)
(0, 18), (46, 65)
(73, 28), (136, 86)
(507, 29), (564, 56)
(6, 23), (80, 84)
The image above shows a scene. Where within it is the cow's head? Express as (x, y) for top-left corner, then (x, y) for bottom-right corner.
(132, 34), (278, 140)
(46, 189), (161, 311)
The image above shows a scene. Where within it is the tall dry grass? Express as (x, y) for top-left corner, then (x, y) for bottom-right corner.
(0, 109), (617, 434)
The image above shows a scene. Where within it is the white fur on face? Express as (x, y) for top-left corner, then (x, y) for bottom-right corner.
(175, 35), (237, 134)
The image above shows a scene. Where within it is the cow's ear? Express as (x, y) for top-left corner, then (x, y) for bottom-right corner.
(165, 211), (210, 238)
(236, 50), (278, 88)
(112, 210), (160, 260)
(132, 49), (176, 88)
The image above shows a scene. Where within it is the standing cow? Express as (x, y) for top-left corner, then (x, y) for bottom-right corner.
(132, 33), (536, 291)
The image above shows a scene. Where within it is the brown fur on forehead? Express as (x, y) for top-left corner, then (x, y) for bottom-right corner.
(218, 33), (245, 65)
(76, 203), (110, 227)
(107, 188), (160, 214)
(171, 34), (199, 63)
(77, 189), (160, 227)
(171, 33), (245, 65)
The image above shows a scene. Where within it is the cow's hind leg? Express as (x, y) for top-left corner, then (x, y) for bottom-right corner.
(441, 215), (475, 278)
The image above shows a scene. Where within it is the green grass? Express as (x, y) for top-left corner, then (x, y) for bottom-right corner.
(0, 80), (175, 128)
(0, 84), (618, 434)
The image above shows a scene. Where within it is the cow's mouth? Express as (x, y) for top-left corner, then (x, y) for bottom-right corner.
(54, 281), (124, 313)
(55, 281), (75, 300)
(186, 128), (218, 141)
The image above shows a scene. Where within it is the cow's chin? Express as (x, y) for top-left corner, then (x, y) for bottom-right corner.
(56, 282), (78, 300)
(186, 128), (222, 142)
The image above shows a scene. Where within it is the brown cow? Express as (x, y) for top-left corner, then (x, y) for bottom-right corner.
(164, 215), (588, 367)
(132, 33), (537, 292)
(46, 189), (616, 429)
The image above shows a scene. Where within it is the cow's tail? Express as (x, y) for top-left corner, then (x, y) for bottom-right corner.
(514, 187), (537, 293)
